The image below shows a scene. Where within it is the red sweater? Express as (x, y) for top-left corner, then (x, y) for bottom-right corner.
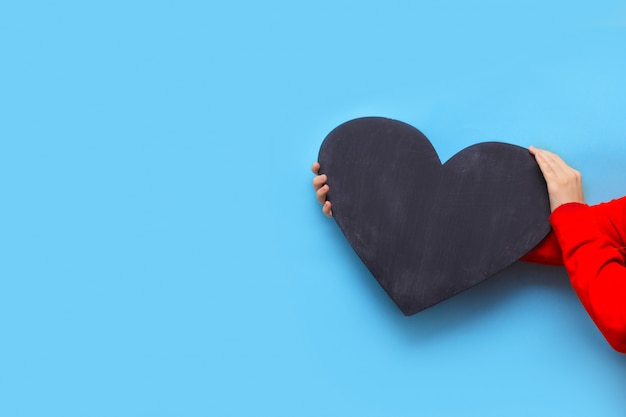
(522, 197), (626, 353)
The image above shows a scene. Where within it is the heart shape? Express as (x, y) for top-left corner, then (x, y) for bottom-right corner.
(318, 117), (551, 315)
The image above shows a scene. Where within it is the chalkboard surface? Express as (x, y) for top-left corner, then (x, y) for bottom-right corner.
(318, 117), (551, 315)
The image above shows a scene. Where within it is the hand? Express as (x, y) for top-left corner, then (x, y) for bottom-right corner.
(529, 146), (585, 212)
(311, 162), (332, 217)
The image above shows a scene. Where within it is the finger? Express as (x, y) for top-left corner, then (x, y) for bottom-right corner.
(539, 150), (578, 179)
(532, 150), (558, 179)
(312, 174), (327, 191)
(316, 184), (329, 204)
(530, 146), (558, 162)
(322, 201), (333, 218)
(529, 145), (551, 158)
(531, 147), (568, 176)
(311, 162), (320, 174)
(547, 151), (577, 175)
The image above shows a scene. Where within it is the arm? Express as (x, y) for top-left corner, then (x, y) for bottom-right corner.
(530, 146), (626, 353)
(551, 201), (626, 353)
(521, 145), (582, 266)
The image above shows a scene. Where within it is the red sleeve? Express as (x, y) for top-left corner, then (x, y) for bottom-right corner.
(521, 231), (564, 266)
(550, 198), (626, 353)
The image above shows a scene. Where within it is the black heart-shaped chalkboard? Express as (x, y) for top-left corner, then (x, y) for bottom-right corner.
(318, 117), (551, 316)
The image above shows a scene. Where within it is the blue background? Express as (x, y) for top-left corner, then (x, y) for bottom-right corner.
(2, 1), (626, 415)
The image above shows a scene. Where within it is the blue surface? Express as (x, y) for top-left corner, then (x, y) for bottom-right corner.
(1, 1), (626, 416)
